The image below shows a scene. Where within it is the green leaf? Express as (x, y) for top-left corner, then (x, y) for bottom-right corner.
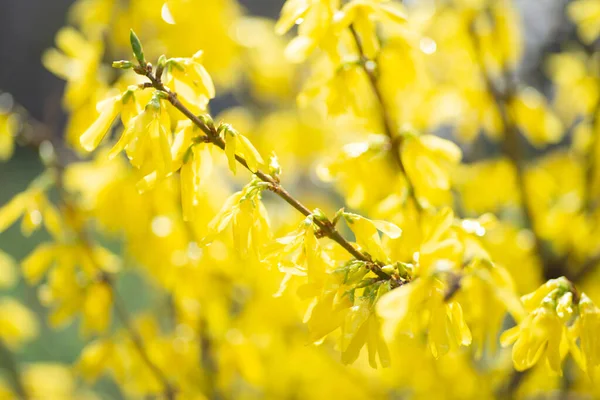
(129, 29), (146, 65)
(112, 60), (133, 69)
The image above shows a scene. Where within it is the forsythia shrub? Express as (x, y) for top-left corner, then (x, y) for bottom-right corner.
(2, 0), (600, 398)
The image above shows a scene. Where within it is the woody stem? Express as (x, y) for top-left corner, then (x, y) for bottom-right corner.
(143, 70), (399, 285)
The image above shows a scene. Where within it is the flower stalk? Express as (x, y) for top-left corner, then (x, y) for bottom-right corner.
(135, 52), (400, 286)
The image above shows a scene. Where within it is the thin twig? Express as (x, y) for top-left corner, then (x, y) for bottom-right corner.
(469, 20), (548, 275)
(582, 44), (600, 213)
(68, 193), (177, 400)
(112, 291), (176, 400)
(468, 14), (543, 399)
(498, 369), (528, 399)
(14, 111), (177, 400)
(571, 251), (600, 283)
(443, 272), (463, 302)
(348, 25), (422, 210)
(141, 70), (400, 287)
(0, 340), (28, 399)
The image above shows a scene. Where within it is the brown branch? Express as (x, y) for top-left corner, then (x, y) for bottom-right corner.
(112, 290), (176, 400)
(198, 319), (219, 399)
(576, 45), (600, 281)
(443, 272), (463, 302)
(471, 14), (600, 283)
(14, 112), (177, 400)
(64, 187), (177, 400)
(467, 13), (548, 398)
(584, 103), (600, 213)
(141, 70), (400, 286)
(468, 21), (550, 276)
(348, 25), (422, 210)
(582, 43), (600, 213)
(0, 340), (28, 399)
(498, 369), (528, 399)
(571, 251), (600, 283)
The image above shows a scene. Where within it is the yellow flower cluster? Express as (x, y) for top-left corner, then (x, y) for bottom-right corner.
(501, 277), (600, 376)
(2, 0), (600, 398)
(0, 107), (17, 162)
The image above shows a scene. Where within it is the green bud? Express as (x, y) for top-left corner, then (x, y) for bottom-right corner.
(121, 89), (135, 104)
(377, 281), (392, 298)
(381, 265), (395, 274)
(168, 59), (185, 71)
(219, 123), (237, 137)
(146, 91), (163, 112)
(396, 262), (414, 279)
(332, 208), (345, 226)
(342, 212), (357, 224)
(112, 60), (133, 69)
(312, 208), (329, 223)
(154, 90), (169, 100)
(198, 114), (215, 130)
(183, 146), (194, 164)
(268, 154), (282, 177)
(156, 55), (167, 79)
(356, 278), (379, 289)
(129, 29), (146, 66)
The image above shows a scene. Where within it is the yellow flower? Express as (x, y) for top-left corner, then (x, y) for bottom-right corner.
(234, 17), (297, 101)
(276, 0), (339, 62)
(207, 180), (271, 258)
(0, 184), (62, 239)
(156, 0), (243, 85)
(508, 87), (563, 147)
(79, 86), (144, 156)
(333, 0), (407, 58)
(299, 59), (375, 117)
(163, 50), (216, 114)
(455, 158), (519, 214)
(0, 380), (14, 399)
(10, 0), (600, 394)
(180, 143), (213, 222)
(500, 304), (564, 373)
(76, 86), (182, 191)
(340, 300), (390, 368)
(0, 250), (17, 289)
(124, 97), (175, 188)
(81, 281), (113, 335)
(268, 213), (331, 297)
(577, 294), (600, 376)
(24, 240), (118, 335)
(77, 339), (114, 382)
(305, 289), (351, 343)
(500, 278), (577, 374)
(22, 243), (59, 284)
(568, 0), (600, 44)
(22, 364), (76, 400)
(400, 134), (462, 208)
(342, 211), (402, 263)
(377, 277), (472, 359)
(524, 152), (586, 256)
(473, 1), (523, 72)
(0, 298), (38, 349)
(221, 124), (265, 174)
(80, 93), (123, 152)
(42, 27), (103, 109)
(318, 135), (400, 209)
(459, 261), (525, 358)
(417, 207), (463, 277)
(546, 51), (599, 125)
(0, 110), (18, 161)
